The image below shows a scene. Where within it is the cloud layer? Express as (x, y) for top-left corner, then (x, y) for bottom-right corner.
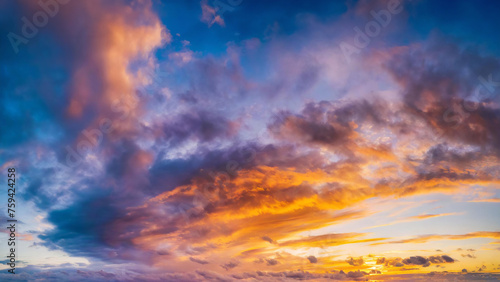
(1, 0), (500, 280)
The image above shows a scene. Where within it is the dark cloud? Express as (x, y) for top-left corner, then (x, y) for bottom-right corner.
(269, 110), (351, 149)
(196, 270), (233, 282)
(38, 185), (150, 261)
(347, 270), (366, 278)
(262, 236), (275, 244)
(386, 36), (500, 155)
(231, 272), (258, 280)
(462, 253), (476, 259)
(307, 256), (318, 263)
(146, 142), (263, 195)
(22, 171), (59, 210)
(190, 257), (210, 265)
(269, 100), (387, 153)
(221, 261), (239, 271)
(402, 256), (428, 266)
(160, 111), (237, 145)
(377, 255), (455, 269)
(36, 139), (343, 263)
(428, 255), (455, 264)
(346, 256), (364, 266)
(266, 258), (279, 266)
(422, 143), (487, 170)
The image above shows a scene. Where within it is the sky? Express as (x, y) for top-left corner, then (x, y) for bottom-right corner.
(1, 0), (500, 281)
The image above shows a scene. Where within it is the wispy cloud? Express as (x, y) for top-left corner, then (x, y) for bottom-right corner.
(372, 232), (500, 245)
(366, 212), (463, 229)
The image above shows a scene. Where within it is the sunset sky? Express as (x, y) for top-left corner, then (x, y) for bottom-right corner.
(1, 0), (500, 281)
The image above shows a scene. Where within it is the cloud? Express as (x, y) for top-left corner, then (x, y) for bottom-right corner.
(469, 198), (500, 203)
(53, 0), (168, 139)
(196, 270), (233, 281)
(376, 255), (455, 269)
(265, 258), (279, 266)
(385, 35), (500, 156)
(346, 256), (364, 266)
(200, 0), (225, 27)
(368, 212), (462, 229)
(158, 110), (238, 145)
(268, 100), (387, 154)
(461, 253), (476, 259)
(221, 261), (239, 271)
(307, 256), (318, 263)
(278, 233), (385, 248)
(429, 255), (456, 264)
(4, 1), (500, 279)
(262, 236), (275, 244)
(76, 270), (115, 279)
(0, 267), (125, 282)
(190, 257), (210, 265)
(407, 213), (460, 220)
(372, 231), (500, 245)
(255, 269), (356, 280)
(402, 256), (429, 266)
(347, 270), (366, 278)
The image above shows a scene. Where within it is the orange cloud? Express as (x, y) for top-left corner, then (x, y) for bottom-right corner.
(407, 213), (460, 220)
(367, 212), (462, 229)
(372, 232), (500, 245)
(278, 233), (386, 248)
(59, 0), (168, 137)
(469, 198), (500, 203)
